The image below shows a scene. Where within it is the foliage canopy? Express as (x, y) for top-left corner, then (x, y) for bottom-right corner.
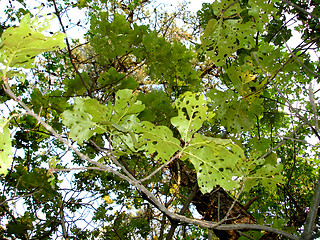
(0, 0), (320, 239)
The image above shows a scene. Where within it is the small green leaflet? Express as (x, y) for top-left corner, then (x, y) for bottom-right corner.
(0, 13), (66, 74)
(171, 91), (214, 142)
(182, 134), (244, 192)
(0, 118), (13, 175)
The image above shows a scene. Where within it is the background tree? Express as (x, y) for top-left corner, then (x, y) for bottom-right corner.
(0, 0), (320, 239)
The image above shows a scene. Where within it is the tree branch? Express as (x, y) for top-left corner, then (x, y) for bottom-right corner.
(2, 78), (299, 240)
(301, 169), (320, 240)
(51, 0), (92, 97)
(282, 0), (320, 23)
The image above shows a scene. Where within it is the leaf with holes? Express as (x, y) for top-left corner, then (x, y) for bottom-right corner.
(112, 89), (145, 124)
(200, 0), (256, 66)
(135, 121), (181, 162)
(62, 98), (94, 143)
(83, 98), (112, 123)
(248, 0), (278, 31)
(0, 118), (13, 175)
(0, 14), (65, 71)
(182, 134), (244, 192)
(171, 92), (214, 142)
(207, 89), (263, 133)
(245, 163), (283, 191)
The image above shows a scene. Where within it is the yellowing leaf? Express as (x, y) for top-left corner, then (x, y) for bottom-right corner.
(239, 70), (257, 84)
(169, 184), (178, 194)
(103, 195), (113, 204)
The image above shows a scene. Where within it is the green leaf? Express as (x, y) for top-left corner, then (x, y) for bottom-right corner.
(200, 0), (256, 66)
(111, 115), (140, 152)
(242, 155), (284, 191)
(83, 98), (112, 122)
(135, 121), (181, 162)
(0, 118), (13, 175)
(248, 0), (278, 31)
(138, 90), (176, 125)
(0, 14), (66, 73)
(171, 92), (214, 142)
(182, 134), (244, 192)
(207, 89), (263, 133)
(254, 163), (283, 190)
(112, 89), (145, 123)
(62, 98), (94, 143)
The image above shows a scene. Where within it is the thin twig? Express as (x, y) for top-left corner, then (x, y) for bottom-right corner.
(60, 203), (69, 239)
(221, 183), (245, 222)
(0, 189), (43, 206)
(52, 0), (91, 96)
(259, 123), (305, 160)
(282, 0), (320, 23)
(309, 84), (319, 134)
(282, 36), (320, 78)
(139, 153), (180, 183)
(52, 167), (103, 172)
(166, 184), (199, 240)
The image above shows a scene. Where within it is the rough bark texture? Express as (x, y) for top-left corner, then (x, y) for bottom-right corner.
(170, 160), (256, 240)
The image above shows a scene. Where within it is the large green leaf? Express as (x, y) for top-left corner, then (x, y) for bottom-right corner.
(62, 98), (95, 143)
(182, 134), (244, 192)
(0, 118), (13, 175)
(83, 98), (112, 123)
(201, 0), (256, 66)
(171, 92), (214, 142)
(135, 121), (181, 162)
(0, 14), (65, 72)
(112, 89), (145, 124)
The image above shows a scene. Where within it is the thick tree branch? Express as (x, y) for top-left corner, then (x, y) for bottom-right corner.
(301, 170), (320, 240)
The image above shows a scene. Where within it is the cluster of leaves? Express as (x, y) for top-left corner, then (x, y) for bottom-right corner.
(60, 89), (279, 193)
(0, 0), (319, 239)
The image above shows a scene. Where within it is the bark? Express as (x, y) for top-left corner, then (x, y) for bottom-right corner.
(170, 160), (256, 240)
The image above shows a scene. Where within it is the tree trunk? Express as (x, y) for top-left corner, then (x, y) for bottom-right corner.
(170, 160), (256, 240)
